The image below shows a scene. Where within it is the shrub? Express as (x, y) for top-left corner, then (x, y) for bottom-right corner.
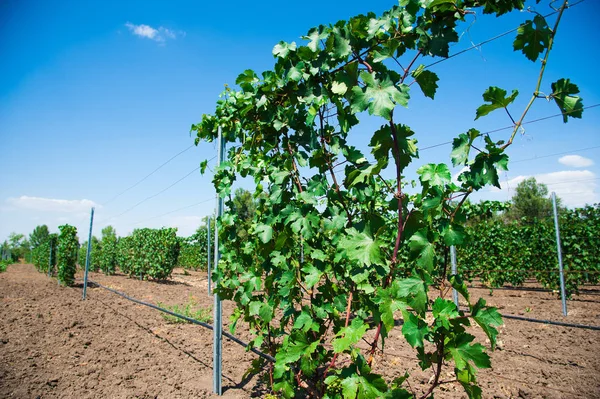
(56, 225), (78, 286)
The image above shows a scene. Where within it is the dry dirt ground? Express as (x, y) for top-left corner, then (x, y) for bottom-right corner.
(1, 264), (599, 398)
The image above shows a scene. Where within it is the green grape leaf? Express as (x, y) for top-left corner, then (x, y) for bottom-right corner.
(351, 72), (409, 119)
(448, 333), (491, 370)
(275, 332), (319, 369)
(408, 230), (435, 272)
(417, 163), (451, 188)
(302, 264), (323, 288)
(303, 26), (328, 52)
(513, 15), (551, 62)
(411, 65), (439, 99)
(471, 298), (503, 349)
(254, 224), (273, 243)
(450, 274), (470, 303)
(450, 129), (480, 167)
(395, 277), (427, 314)
(200, 159), (208, 174)
(248, 301), (262, 316)
(475, 87), (519, 120)
(332, 317), (369, 353)
(332, 80), (348, 95)
(550, 78), (584, 122)
(259, 302), (273, 323)
(442, 223), (466, 246)
(432, 297), (459, 325)
(480, 0), (525, 16)
(457, 369), (483, 399)
(401, 310), (428, 348)
(340, 373), (388, 399)
(332, 34), (352, 59)
(273, 41), (297, 58)
(339, 227), (384, 266)
(293, 311), (314, 332)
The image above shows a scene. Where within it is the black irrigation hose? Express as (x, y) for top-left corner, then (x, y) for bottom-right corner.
(498, 313), (600, 331)
(87, 280), (600, 361)
(88, 280), (276, 363)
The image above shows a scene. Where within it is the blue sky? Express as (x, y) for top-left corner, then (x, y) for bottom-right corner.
(1, 0), (599, 242)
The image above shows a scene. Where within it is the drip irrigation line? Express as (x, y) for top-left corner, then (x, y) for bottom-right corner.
(102, 145), (195, 206)
(87, 280), (275, 363)
(461, 269), (600, 275)
(498, 313), (600, 331)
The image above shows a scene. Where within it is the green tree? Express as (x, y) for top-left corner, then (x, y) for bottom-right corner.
(57, 225), (78, 286)
(228, 188), (257, 241)
(1, 240), (11, 260)
(7, 232), (30, 262)
(98, 226), (118, 274)
(509, 177), (558, 222)
(79, 236), (100, 271)
(29, 225), (50, 249)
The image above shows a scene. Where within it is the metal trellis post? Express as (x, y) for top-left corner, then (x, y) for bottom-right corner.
(47, 240), (53, 277)
(552, 192), (568, 316)
(207, 215), (212, 296)
(213, 127), (224, 395)
(450, 246), (459, 308)
(82, 207), (95, 300)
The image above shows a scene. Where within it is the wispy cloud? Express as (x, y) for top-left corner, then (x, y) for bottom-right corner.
(125, 22), (184, 43)
(558, 155), (594, 168)
(6, 196), (99, 213)
(493, 170), (598, 208)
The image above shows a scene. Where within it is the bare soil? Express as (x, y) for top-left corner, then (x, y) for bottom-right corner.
(1, 264), (599, 398)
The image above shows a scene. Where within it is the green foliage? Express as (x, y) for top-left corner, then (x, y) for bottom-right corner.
(32, 234), (57, 274)
(0, 259), (10, 272)
(56, 225), (79, 286)
(6, 232), (30, 262)
(513, 15), (551, 62)
(230, 188), (257, 241)
(116, 235), (135, 275)
(157, 296), (212, 324)
(98, 226), (118, 275)
(475, 86), (519, 120)
(117, 228), (180, 280)
(550, 78), (584, 122)
(457, 204), (600, 296)
(507, 177), (554, 222)
(29, 225), (50, 249)
(192, 0), (581, 397)
(79, 236), (100, 271)
(178, 220), (213, 270)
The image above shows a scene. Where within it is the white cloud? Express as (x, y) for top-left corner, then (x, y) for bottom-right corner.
(558, 155), (594, 168)
(125, 22), (184, 43)
(6, 196), (99, 213)
(493, 170), (598, 208)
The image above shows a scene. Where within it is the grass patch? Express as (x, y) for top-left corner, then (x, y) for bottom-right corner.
(0, 260), (11, 273)
(157, 296), (212, 324)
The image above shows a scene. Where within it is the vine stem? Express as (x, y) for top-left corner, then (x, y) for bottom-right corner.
(368, 106), (410, 366)
(366, 50), (421, 363)
(419, 337), (445, 399)
(501, 0), (568, 150)
(322, 291), (353, 380)
(319, 108), (353, 224)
